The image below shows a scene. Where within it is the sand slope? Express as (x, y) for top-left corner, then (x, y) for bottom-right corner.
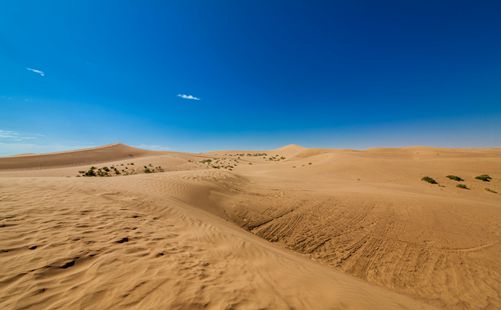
(0, 144), (165, 170)
(1, 144), (500, 309)
(0, 176), (432, 310)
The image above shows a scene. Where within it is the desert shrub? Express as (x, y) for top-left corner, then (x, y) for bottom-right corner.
(97, 169), (108, 177)
(144, 167), (152, 173)
(84, 167), (97, 177)
(485, 188), (498, 194)
(200, 159), (212, 164)
(421, 176), (438, 184)
(446, 175), (464, 182)
(78, 170), (85, 174)
(102, 166), (110, 172)
(475, 174), (492, 182)
(456, 184), (469, 190)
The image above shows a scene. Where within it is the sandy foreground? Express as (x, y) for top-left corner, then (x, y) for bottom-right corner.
(0, 144), (500, 309)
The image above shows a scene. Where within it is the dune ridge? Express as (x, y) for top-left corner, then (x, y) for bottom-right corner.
(0, 143), (165, 170)
(1, 144), (500, 309)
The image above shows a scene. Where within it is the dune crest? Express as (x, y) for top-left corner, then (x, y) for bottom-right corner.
(1, 144), (500, 309)
(0, 143), (166, 170)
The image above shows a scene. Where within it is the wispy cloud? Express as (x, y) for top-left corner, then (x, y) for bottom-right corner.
(0, 130), (97, 157)
(26, 67), (45, 77)
(0, 129), (41, 142)
(177, 93), (200, 101)
(0, 142), (93, 157)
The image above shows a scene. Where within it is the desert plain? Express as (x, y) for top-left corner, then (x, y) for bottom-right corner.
(0, 143), (500, 309)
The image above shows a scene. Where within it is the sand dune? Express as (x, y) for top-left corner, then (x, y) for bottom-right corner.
(0, 144), (165, 170)
(1, 144), (500, 309)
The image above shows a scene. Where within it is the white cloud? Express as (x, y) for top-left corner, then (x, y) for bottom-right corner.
(0, 142), (93, 157)
(26, 67), (45, 77)
(0, 130), (41, 142)
(177, 93), (200, 101)
(0, 130), (19, 139)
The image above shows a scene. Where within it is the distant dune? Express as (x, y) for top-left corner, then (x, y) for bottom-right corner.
(1, 143), (500, 309)
(0, 143), (166, 170)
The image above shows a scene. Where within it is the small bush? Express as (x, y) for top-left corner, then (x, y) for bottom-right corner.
(446, 175), (464, 182)
(475, 174), (492, 182)
(84, 168), (97, 177)
(421, 176), (437, 184)
(485, 188), (498, 194)
(97, 169), (108, 177)
(144, 167), (152, 173)
(456, 184), (469, 190)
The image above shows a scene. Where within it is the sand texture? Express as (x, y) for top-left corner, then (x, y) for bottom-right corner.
(1, 144), (500, 309)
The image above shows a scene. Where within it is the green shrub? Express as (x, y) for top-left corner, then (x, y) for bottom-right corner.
(456, 184), (469, 190)
(446, 175), (464, 182)
(84, 168), (97, 177)
(475, 174), (492, 182)
(421, 176), (438, 184)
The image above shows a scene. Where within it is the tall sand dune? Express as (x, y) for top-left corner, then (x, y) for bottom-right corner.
(0, 143), (165, 170)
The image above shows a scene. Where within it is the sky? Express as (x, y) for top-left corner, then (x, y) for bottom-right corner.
(1, 0), (501, 155)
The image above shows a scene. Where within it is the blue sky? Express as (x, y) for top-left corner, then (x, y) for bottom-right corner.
(1, 1), (500, 155)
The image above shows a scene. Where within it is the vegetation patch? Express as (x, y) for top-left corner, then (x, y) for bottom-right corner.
(475, 174), (492, 182)
(456, 184), (469, 190)
(446, 175), (464, 182)
(421, 176), (438, 184)
(78, 163), (163, 177)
